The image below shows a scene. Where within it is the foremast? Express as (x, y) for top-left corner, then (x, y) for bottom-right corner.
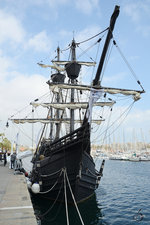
(93, 5), (120, 86)
(83, 5), (120, 125)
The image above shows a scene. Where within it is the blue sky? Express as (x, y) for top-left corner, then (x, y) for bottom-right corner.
(0, 0), (150, 146)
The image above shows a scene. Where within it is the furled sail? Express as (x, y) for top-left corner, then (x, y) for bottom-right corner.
(11, 118), (104, 125)
(38, 60), (96, 72)
(52, 60), (96, 66)
(47, 82), (143, 100)
(30, 101), (115, 109)
(37, 63), (64, 71)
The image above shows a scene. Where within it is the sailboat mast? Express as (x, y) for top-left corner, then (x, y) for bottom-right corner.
(93, 5), (120, 86)
(32, 106), (34, 149)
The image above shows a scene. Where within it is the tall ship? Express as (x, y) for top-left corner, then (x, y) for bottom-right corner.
(10, 5), (144, 205)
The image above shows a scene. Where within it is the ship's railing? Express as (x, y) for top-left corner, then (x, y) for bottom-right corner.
(48, 123), (89, 152)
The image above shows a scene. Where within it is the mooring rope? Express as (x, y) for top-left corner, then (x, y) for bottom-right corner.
(65, 169), (85, 225)
(39, 169), (63, 194)
(36, 168), (85, 224)
(38, 179), (64, 219)
(64, 168), (70, 225)
(40, 168), (62, 177)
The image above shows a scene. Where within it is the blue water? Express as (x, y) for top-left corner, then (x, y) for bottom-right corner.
(32, 160), (150, 225)
(96, 160), (150, 224)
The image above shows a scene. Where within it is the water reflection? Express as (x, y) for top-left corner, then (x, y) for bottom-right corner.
(31, 193), (103, 225)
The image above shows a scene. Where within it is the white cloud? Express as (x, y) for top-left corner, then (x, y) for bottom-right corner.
(123, 2), (150, 37)
(58, 25), (102, 61)
(75, 25), (101, 43)
(0, 9), (25, 44)
(123, 2), (150, 23)
(75, 0), (99, 15)
(3, 0), (69, 8)
(75, 25), (102, 60)
(102, 72), (126, 86)
(0, 54), (12, 80)
(136, 25), (150, 38)
(0, 72), (47, 119)
(0, 70), (48, 146)
(0, 49), (14, 82)
(125, 109), (150, 126)
(122, 109), (150, 141)
(26, 31), (52, 52)
(46, 0), (69, 7)
(123, 4), (140, 22)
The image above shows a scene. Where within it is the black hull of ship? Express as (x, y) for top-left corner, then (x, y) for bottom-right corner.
(30, 122), (103, 203)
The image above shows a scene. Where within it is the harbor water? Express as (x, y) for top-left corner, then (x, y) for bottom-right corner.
(31, 160), (150, 225)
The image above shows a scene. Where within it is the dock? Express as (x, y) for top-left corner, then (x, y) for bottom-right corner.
(0, 162), (37, 225)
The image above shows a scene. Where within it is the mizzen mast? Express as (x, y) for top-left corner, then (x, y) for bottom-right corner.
(50, 46), (65, 140)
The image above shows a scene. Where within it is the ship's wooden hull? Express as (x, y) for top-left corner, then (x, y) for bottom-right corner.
(30, 123), (103, 203)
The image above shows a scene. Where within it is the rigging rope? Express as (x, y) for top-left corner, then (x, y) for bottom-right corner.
(60, 27), (108, 52)
(93, 100), (135, 158)
(91, 94), (111, 136)
(96, 101), (135, 146)
(100, 40), (114, 83)
(113, 39), (145, 91)
(77, 38), (102, 62)
(76, 27), (109, 45)
(87, 36), (102, 85)
(60, 45), (71, 52)
(9, 105), (30, 119)
(105, 102), (134, 139)
(101, 105), (113, 145)
(93, 106), (113, 161)
(12, 123), (34, 142)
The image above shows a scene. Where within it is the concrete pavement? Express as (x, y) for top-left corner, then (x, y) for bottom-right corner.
(0, 162), (37, 225)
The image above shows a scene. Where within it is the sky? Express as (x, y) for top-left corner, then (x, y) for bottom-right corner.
(0, 0), (150, 147)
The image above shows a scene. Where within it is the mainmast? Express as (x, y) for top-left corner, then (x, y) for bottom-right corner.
(55, 46), (60, 139)
(70, 39), (76, 133)
(93, 5), (120, 86)
(65, 39), (81, 133)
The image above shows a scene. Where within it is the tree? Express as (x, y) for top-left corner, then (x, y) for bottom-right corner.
(0, 133), (11, 150)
